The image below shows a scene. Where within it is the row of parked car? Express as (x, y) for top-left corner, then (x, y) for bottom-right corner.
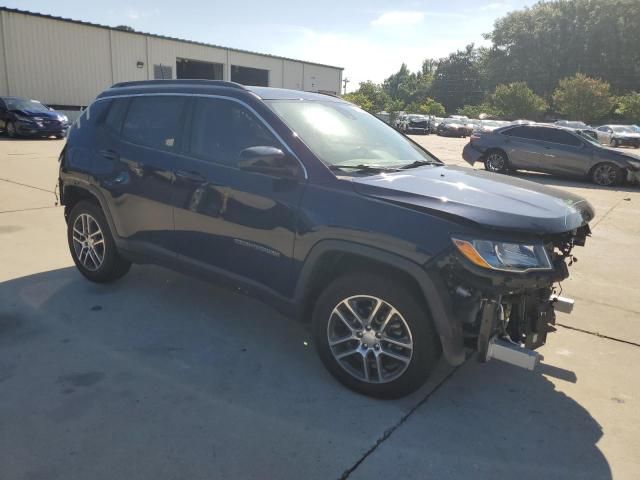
(390, 112), (640, 150)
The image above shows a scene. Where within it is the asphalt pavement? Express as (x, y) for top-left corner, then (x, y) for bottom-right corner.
(0, 135), (638, 479)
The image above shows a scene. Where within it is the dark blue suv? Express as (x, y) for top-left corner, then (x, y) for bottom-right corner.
(59, 80), (594, 398)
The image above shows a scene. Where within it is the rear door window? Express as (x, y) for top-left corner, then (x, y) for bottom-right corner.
(502, 126), (538, 140)
(188, 97), (279, 166)
(122, 96), (187, 151)
(537, 128), (582, 147)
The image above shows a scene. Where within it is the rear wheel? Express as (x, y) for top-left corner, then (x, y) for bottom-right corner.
(484, 150), (509, 174)
(67, 200), (131, 283)
(591, 162), (623, 187)
(312, 272), (441, 398)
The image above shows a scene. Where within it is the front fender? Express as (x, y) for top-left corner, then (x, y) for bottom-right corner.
(294, 239), (465, 366)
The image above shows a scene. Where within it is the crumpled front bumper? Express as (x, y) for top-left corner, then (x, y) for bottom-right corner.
(462, 143), (484, 166)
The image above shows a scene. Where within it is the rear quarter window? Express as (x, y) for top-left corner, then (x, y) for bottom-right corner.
(121, 96), (187, 151)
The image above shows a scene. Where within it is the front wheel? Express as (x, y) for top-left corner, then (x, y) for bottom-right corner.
(312, 272), (441, 398)
(67, 200), (131, 283)
(6, 121), (18, 138)
(591, 163), (623, 187)
(610, 138), (620, 148)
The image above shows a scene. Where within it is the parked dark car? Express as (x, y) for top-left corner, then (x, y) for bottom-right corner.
(437, 118), (468, 137)
(403, 114), (429, 134)
(463, 124), (640, 186)
(59, 80), (593, 398)
(0, 96), (69, 138)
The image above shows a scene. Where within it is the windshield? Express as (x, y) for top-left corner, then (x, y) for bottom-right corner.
(266, 100), (439, 169)
(481, 120), (501, 127)
(611, 126), (633, 133)
(4, 97), (50, 112)
(577, 130), (602, 146)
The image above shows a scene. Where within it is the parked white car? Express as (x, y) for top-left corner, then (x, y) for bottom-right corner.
(595, 125), (640, 148)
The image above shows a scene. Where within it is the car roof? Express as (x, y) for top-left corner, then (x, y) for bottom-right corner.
(495, 124), (579, 134)
(99, 80), (346, 104)
(247, 86), (345, 102)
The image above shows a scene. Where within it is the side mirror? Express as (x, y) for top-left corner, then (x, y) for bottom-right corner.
(238, 146), (300, 178)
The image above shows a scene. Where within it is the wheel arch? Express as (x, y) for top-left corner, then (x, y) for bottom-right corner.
(294, 240), (465, 366)
(61, 183), (119, 238)
(588, 161), (626, 185)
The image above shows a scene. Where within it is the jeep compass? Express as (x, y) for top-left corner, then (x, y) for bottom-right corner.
(59, 80), (594, 398)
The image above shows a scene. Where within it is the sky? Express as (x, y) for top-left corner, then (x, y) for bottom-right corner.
(5, 0), (539, 91)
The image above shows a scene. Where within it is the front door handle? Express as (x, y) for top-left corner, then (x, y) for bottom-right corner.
(175, 170), (206, 183)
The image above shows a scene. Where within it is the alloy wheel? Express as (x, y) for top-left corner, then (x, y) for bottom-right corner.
(486, 152), (506, 172)
(327, 295), (413, 384)
(72, 213), (106, 271)
(593, 164), (618, 186)
(6, 122), (16, 138)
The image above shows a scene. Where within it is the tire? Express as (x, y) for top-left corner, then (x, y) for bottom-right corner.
(6, 121), (17, 138)
(610, 138), (620, 148)
(67, 200), (131, 283)
(312, 272), (441, 399)
(484, 150), (509, 174)
(591, 162), (623, 187)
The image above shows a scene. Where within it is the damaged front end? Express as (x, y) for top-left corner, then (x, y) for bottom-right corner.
(438, 225), (591, 370)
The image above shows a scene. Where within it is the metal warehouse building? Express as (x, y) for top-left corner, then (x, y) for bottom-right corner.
(0, 7), (343, 109)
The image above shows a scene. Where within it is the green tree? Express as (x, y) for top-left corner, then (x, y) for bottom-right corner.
(618, 92), (640, 123)
(430, 45), (484, 114)
(342, 81), (390, 113)
(457, 103), (502, 119)
(342, 91), (373, 112)
(405, 98), (445, 116)
(491, 82), (547, 120)
(484, 0), (640, 94)
(552, 74), (614, 123)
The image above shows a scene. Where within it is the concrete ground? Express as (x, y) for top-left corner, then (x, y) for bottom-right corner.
(0, 135), (638, 479)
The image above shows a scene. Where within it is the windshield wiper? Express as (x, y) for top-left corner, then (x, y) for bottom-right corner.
(328, 164), (400, 174)
(399, 160), (441, 169)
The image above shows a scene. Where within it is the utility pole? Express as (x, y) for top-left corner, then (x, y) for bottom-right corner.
(343, 77), (350, 94)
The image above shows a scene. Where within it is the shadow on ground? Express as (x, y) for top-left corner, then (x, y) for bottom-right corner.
(0, 264), (611, 479)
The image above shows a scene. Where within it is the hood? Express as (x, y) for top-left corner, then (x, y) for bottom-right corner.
(351, 165), (595, 234)
(10, 108), (61, 119)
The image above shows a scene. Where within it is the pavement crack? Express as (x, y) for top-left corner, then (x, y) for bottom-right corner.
(570, 295), (640, 316)
(338, 363), (463, 480)
(0, 177), (55, 194)
(557, 323), (640, 348)
(0, 205), (61, 214)
(591, 196), (628, 230)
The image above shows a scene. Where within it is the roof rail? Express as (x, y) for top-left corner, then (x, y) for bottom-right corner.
(111, 79), (247, 90)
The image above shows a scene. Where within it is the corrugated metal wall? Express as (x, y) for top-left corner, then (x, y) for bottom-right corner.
(0, 9), (342, 107)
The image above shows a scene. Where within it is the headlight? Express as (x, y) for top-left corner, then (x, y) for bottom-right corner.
(452, 238), (552, 272)
(627, 159), (640, 171)
(59, 115), (68, 122)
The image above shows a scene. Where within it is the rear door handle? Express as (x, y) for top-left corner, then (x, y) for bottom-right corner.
(99, 149), (119, 160)
(175, 170), (206, 183)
